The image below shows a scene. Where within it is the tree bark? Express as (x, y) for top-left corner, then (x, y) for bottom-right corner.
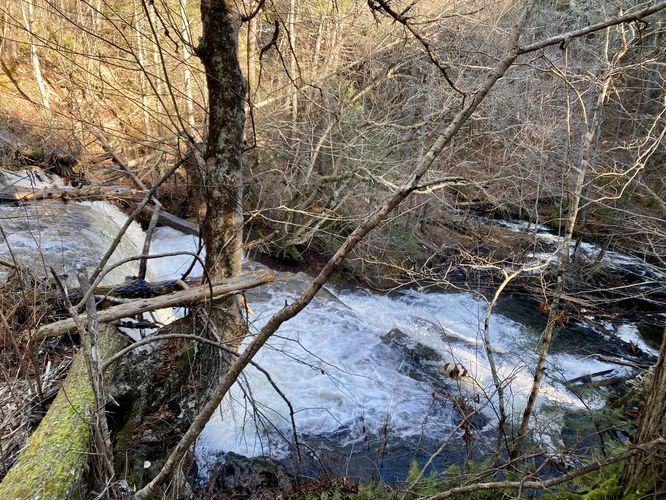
(198, 0), (247, 345)
(621, 328), (666, 497)
(148, 3), (164, 135)
(244, 0), (257, 106)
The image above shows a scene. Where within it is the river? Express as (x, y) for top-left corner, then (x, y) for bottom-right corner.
(145, 226), (660, 482)
(0, 174), (662, 483)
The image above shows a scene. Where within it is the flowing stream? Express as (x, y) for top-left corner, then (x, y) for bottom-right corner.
(0, 178), (662, 482)
(146, 227), (660, 481)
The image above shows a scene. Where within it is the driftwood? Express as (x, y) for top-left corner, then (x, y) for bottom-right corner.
(590, 354), (653, 369)
(1, 162), (199, 238)
(3, 277), (203, 322)
(566, 369), (616, 387)
(28, 269), (274, 341)
(0, 184), (141, 202)
(93, 275), (201, 299)
(0, 325), (125, 499)
(566, 369), (626, 388)
(519, 284), (597, 309)
(1, 179), (200, 238)
(141, 204), (200, 236)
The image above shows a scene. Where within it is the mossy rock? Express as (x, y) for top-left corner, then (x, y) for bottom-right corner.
(108, 317), (230, 496)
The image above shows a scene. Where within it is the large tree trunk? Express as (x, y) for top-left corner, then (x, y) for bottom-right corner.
(108, 317), (233, 498)
(621, 329), (666, 498)
(198, 0), (247, 346)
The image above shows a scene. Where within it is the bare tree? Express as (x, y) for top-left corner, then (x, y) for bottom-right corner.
(621, 327), (666, 497)
(19, 0), (49, 109)
(1, 0), (666, 497)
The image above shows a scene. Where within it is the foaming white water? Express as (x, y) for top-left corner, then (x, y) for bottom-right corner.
(195, 278), (616, 462)
(138, 224), (648, 465)
(615, 323), (658, 356)
(0, 198), (146, 285)
(496, 217), (666, 280)
(340, 288), (613, 406)
(0, 171), (145, 285)
(80, 201), (147, 275)
(197, 280), (453, 461)
(147, 226), (204, 280)
(138, 226), (206, 327)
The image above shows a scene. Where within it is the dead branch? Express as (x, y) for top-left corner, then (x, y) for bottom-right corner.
(27, 269), (274, 341)
(517, 1), (666, 55)
(141, 204), (200, 236)
(0, 184), (141, 202)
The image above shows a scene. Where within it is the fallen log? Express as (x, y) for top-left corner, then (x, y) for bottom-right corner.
(141, 204), (200, 236)
(1, 277), (203, 330)
(579, 376), (625, 388)
(28, 269), (274, 341)
(566, 368), (615, 386)
(126, 151), (161, 169)
(88, 275), (202, 300)
(558, 294), (595, 308)
(0, 184), (141, 202)
(0, 325), (125, 498)
(590, 354), (653, 370)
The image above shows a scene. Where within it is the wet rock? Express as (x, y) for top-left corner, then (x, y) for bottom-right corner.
(108, 316), (231, 497)
(380, 328), (444, 382)
(380, 327), (408, 344)
(195, 452), (293, 499)
(381, 328), (442, 365)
